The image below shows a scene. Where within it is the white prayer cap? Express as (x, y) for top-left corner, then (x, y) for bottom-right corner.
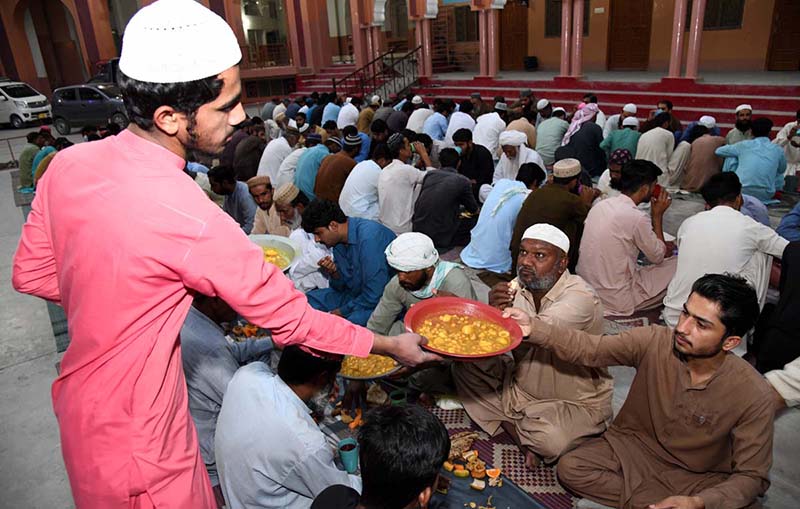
(370, 95), (381, 106)
(552, 107), (566, 114)
(536, 98), (550, 110)
(119, 0), (241, 83)
(698, 115), (716, 129)
(288, 119), (297, 129)
(384, 233), (439, 272)
(735, 104), (752, 113)
(623, 103), (637, 114)
(412, 95), (424, 105)
(498, 130), (527, 147)
(521, 224), (570, 254)
(622, 116), (639, 128)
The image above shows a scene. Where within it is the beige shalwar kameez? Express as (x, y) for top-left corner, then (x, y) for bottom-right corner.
(452, 272), (613, 463)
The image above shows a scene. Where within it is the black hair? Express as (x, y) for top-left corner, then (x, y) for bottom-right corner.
(106, 122), (122, 135)
(80, 125), (98, 136)
(26, 132), (40, 143)
(751, 118), (773, 138)
(459, 100), (473, 114)
(233, 136), (266, 181)
(618, 159), (662, 194)
(434, 100), (449, 114)
(350, 97), (363, 107)
(342, 125), (358, 137)
(277, 345), (342, 386)
(583, 93), (598, 104)
(552, 109), (566, 119)
(686, 124), (709, 144)
(250, 116), (264, 125)
(401, 101), (415, 114)
(295, 111), (307, 120)
(658, 99), (674, 110)
(516, 162), (547, 188)
(452, 128), (472, 143)
(370, 143), (390, 162)
(553, 175), (579, 185)
(642, 112), (673, 133)
(493, 95), (505, 103)
(118, 71), (225, 132)
(207, 164), (236, 184)
(370, 118), (388, 134)
(54, 138), (73, 150)
(301, 199), (347, 233)
(415, 133), (433, 153)
(689, 273), (759, 337)
(358, 406), (450, 509)
(86, 133), (101, 142)
(439, 148), (460, 168)
(291, 190), (310, 208)
(700, 172), (741, 207)
(323, 120), (338, 130)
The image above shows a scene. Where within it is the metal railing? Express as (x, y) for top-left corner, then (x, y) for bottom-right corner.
(332, 45), (422, 99)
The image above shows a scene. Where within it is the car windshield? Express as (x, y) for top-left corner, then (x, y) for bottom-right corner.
(1, 84), (39, 98)
(97, 85), (122, 99)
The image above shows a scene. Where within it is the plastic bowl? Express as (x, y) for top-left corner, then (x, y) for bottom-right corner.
(248, 234), (301, 273)
(403, 297), (523, 359)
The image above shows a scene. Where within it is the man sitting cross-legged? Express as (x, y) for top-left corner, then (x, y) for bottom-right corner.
(215, 346), (361, 509)
(453, 224), (612, 470)
(505, 274), (774, 509)
(367, 232), (476, 336)
(303, 199), (396, 325)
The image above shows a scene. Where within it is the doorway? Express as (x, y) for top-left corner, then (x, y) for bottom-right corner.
(607, 0), (653, 71)
(767, 0), (800, 71)
(500, 0), (528, 71)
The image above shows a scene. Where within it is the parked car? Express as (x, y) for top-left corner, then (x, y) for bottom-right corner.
(0, 78), (52, 129)
(52, 83), (128, 135)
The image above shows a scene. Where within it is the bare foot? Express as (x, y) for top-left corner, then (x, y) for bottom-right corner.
(524, 449), (541, 471)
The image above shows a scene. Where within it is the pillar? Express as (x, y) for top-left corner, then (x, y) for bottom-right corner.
(667, 0), (688, 78)
(685, 0), (706, 80)
(350, 0), (368, 68)
(299, 0), (333, 72)
(558, 0), (572, 77)
(477, 10), (488, 77)
(486, 8), (498, 78)
(570, 0), (583, 77)
(422, 17), (433, 77)
(283, 0), (303, 68)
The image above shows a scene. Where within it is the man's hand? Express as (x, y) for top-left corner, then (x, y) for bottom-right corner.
(664, 240), (677, 256)
(649, 496), (704, 509)
(579, 185), (597, 206)
(318, 256), (339, 279)
(501, 307), (532, 337)
(488, 282), (515, 309)
(412, 141), (433, 168)
(431, 288), (457, 298)
(372, 333), (443, 367)
(651, 189), (672, 217)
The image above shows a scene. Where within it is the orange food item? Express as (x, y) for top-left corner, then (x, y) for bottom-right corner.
(486, 468), (501, 479)
(453, 464), (465, 471)
(348, 408), (363, 429)
(470, 464), (486, 479)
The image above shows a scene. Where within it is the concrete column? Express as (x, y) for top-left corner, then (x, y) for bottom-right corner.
(486, 8), (498, 78)
(667, 0), (688, 78)
(685, 0), (706, 80)
(570, 0), (583, 77)
(477, 10), (488, 77)
(283, 0), (303, 68)
(559, 0), (572, 77)
(350, 0), (368, 68)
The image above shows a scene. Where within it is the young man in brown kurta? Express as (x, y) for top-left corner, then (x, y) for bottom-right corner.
(314, 137), (360, 202)
(453, 224), (613, 469)
(505, 274), (773, 509)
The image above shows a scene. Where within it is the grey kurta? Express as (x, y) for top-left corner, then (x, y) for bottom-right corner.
(452, 271), (613, 463)
(366, 266), (477, 336)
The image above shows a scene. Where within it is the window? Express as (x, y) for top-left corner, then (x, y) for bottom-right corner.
(545, 0), (590, 38)
(80, 88), (103, 101)
(686, 0), (745, 30)
(454, 6), (479, 42)
(1, 84), (38, 98)
(55, 89), (78, 102)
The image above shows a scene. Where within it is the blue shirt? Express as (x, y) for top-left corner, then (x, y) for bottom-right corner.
(322, 103), (341, 125)
(331, 217), (396, 317)
(740, 194), (771, 227)
(423, 112), (448, 141)
(676, 121), (721, 144)
(32, 146), (56, 180)
(215, 363), (360, 509)
(716, 137), (786, 203)
(294, 144), (330, 200)
(181, 307), (272, 486)
(223, 181), (258, 234)
(777, 202), (800, 242)
(460, 179), (529, 273)
(354, 132), (371, 163)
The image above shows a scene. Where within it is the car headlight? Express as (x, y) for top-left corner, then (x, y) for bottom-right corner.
(14, 100), (27, 108)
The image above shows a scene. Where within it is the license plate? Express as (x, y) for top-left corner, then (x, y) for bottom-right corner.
(37, 113), (47, 119)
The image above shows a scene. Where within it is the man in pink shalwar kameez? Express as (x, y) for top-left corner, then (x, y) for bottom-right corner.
(12, 1), (436, 507)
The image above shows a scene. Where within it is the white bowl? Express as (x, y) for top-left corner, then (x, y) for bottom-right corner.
(248, 234), (301, 273)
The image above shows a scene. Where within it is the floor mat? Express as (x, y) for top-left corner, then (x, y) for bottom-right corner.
(430, 406), (576, 509)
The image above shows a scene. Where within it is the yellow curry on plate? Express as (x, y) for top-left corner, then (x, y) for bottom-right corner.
(417, 314), (511, 355)
(340, 354), (398, 378)
(261, 246), (291, 270)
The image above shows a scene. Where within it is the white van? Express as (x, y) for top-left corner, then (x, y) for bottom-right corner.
(0, 78), (52, 129)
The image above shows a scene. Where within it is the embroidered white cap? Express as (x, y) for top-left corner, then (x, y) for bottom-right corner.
(623, 103), (638, 114)
(521, 223), (570, 254)
(119, 0), (242, 83)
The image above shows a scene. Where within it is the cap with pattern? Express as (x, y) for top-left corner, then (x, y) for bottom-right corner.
(552, 158), (581, 178)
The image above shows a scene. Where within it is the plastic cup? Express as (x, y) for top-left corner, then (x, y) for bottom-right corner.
(338, 438), (359, 474)
(389, 389), (407, 407)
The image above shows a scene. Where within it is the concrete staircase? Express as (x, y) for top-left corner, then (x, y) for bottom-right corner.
(411, 76), (800, 135)
(294, 63), (357, 96)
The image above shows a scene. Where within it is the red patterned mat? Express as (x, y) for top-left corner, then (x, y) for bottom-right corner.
(430, 406), (576, 509)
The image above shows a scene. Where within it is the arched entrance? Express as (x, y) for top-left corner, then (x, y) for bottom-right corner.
(13, 0), (88, 93)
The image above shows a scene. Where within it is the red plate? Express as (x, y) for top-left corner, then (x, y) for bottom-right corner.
(404, 297), (523, 359)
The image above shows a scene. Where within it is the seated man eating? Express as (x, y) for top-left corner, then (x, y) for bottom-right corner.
(453, 224), (612, 469)
(215, 346), (361, 509)
(505, 273), (774, 509)
(367, 232), (476, 336)
(303, 199), (396, 325)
